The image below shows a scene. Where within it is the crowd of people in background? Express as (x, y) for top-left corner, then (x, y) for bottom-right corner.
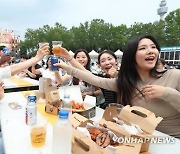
(53, 34), (180, 139)
(0, 44), (50, 153)
(0, 34), (180, 141)
(0, 43), (179, 105)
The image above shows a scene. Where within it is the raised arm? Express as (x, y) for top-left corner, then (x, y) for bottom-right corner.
(54, 71), (71, 86)
(54, 61), (117, 92)
(10, 44), (49, 76)
(25, 69), (37, 79)
(54, 47), (87, 71)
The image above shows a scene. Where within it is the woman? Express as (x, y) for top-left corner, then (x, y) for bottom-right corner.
(56, 49), (117, 106)
(55, 35), (180, 139)
(18, 55), (37, 79)
(32, 56), (70, 87)
(98, 50), (119, 78)
(95, 50), (119, 108)
(0, 44), (49, 99)
(55, 48), (101, 99)
(72, 49), (100, 99)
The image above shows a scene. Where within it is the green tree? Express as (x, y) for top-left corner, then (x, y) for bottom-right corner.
(164, 8), (180, 46)
(19, 9), (179, 55)
(69, 22), (90, 51)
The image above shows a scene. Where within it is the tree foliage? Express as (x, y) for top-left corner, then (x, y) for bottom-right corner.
(19, 9), (180, 56)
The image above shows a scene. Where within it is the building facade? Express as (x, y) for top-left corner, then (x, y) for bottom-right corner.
(160, 46), (180, 65)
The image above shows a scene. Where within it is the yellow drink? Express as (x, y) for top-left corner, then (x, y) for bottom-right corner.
(52, 46), (64, 56)
(30, 126), (46, 147)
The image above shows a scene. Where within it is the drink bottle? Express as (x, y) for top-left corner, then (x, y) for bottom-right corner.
(52, 109), (72, 154)
(25, 95), (37, 125)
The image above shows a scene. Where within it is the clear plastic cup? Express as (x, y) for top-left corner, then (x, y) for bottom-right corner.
(109, 103), (124, 114)
(30, 119), (48, 148)
(38, 42), (49, 48)
(52, 41), (63, 56)
(52, 41), (62, 48)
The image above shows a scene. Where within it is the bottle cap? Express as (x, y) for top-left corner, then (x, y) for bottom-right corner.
(64, 94), (70, 98)
(59, 109), (69, 119)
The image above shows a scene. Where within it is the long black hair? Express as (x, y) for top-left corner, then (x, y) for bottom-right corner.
(73, 49), (91, 86)
(97, 50), (118, 77)
(45, 56), (51, 69)
(117, 34), (166, 106)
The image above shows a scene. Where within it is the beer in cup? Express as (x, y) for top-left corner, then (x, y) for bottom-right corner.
(52, 41), (63, 56)
(30, 119), (47, 147)
(109, 103), (124, 114)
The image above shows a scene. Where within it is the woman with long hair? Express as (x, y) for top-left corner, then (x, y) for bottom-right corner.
(55, 35), (180, 138)
(31, 56), (70, 87)
(0, 44), (49, 99)
(72, 49), (100, 99)
(95, 50), (119, 108)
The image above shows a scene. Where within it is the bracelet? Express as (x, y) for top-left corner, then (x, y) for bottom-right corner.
(68, 56), (73, 61)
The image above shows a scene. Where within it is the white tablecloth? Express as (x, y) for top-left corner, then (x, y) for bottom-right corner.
(0, 92), (180, 154)
(3, 76), (39, 90)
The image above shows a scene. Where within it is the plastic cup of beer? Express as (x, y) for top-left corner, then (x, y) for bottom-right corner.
(109, 103), (124, 114)
(30, 119), (47, 148)
(52, 41), (63, 56)
(38, 42), (49, 48)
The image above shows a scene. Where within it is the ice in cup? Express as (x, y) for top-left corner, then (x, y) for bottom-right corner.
(109, 103), (124, 114)
(52, 41), (63, 56)
(30, 119), (47, 148)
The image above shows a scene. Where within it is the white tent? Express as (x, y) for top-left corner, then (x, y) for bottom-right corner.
(114, 49), (123, 56)
(115, 49), (123, 63)
(89, 50), (99, 56)
(69, 50), (74, 56)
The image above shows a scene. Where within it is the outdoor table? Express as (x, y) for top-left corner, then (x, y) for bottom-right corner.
(3, 76), (39, 93)
(0, 91), (180, 154)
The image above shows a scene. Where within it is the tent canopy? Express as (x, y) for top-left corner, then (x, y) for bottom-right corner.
(89, 50), (99, 56)
(114, 49), (123, 56)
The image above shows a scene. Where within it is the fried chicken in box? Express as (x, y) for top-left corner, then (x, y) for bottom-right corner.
(85, 123), (120, 148)
(70, 100), (85, 111)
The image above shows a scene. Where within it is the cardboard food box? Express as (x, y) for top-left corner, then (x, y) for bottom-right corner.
(39, 77), (57, 93)
(70, 113), (142, 154)
(99, 105), (163, 152)
(45, 90), (61, 105)
(45, 103), (61, 115)
(71, 95), (96, 119)
(36, 77), (57, 101)
(45, 90), (62, 115)
(59, 86), (96, 119)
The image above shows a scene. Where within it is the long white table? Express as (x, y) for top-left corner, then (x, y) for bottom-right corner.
(3, 76), (39, 93)
(0, 91), (52, 154)
(0, 92), (180, 154)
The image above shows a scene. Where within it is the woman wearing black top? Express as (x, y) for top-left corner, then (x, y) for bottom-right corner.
(95, 50), (119, 109)
(55, 48), (119, 109)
